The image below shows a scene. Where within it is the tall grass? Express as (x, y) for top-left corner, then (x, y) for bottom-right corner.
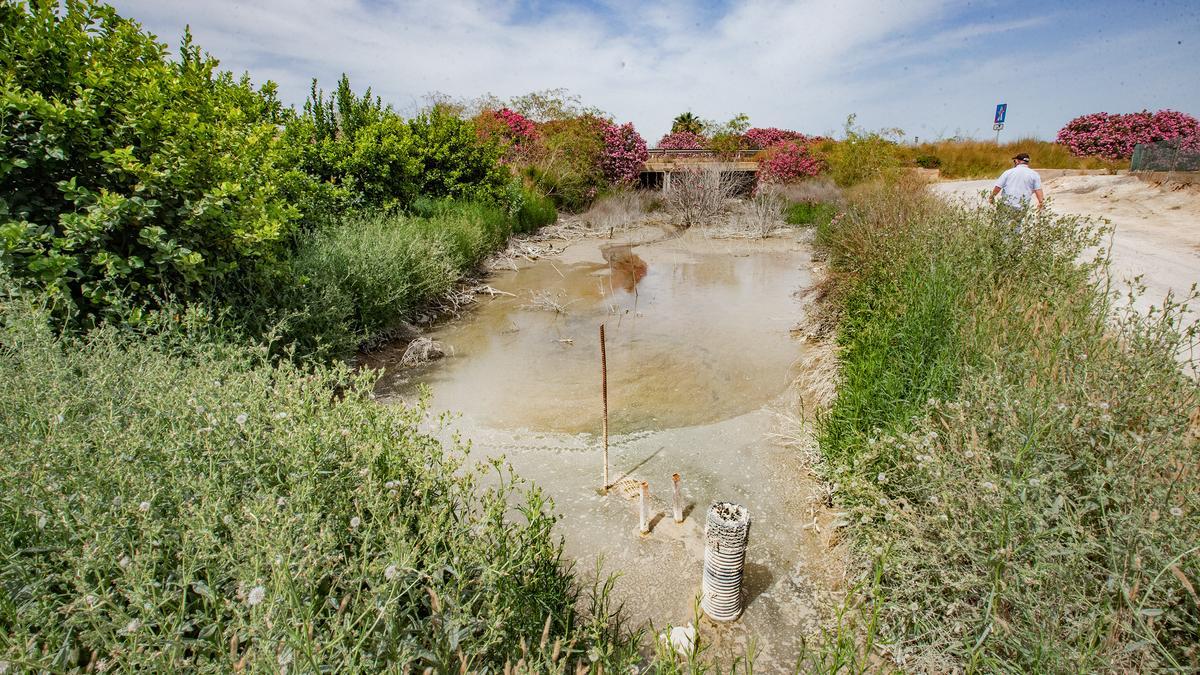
(0, 297), (638, 672)
(815, 177), (1199, 671)
(237, 196), (554, 361)
(905, 139), (1124, 179)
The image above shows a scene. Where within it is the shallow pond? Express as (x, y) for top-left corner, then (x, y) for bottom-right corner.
(369, 227), (844, 669)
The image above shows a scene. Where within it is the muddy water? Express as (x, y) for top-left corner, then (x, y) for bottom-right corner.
(370, 228), (844, 669)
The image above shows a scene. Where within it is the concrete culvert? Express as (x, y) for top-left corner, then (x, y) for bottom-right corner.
(701, 501), (751, 622)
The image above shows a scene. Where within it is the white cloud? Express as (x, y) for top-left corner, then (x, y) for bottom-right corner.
(113, 0), (1199, 143)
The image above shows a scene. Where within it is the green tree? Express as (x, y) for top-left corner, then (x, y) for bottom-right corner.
(0, 1), (299, 324)
(671, 112), (704, 135)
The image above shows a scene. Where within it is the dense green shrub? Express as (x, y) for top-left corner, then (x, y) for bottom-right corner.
(526, 114), (607, 212)
(273, 77), (418, 216)
(816, 178), (1200, 671)
(913, 153), (942, 169)
(0, 298), (640, 672)
(0, 2), (299, 324)
(820, 115), (903, 186)
(237, 202), (522, 360)
(408, 105), (511, 207)
(515, 186), (558, 232)
(783, 200), (839, 226)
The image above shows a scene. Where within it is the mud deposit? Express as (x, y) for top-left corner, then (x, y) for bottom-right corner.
(369, 228), (844, 669)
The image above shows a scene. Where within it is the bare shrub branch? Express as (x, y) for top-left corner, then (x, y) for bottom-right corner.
(662, 165), (742, 228)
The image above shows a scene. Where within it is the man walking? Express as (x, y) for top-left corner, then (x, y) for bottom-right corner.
(990, 152), (1044, 212)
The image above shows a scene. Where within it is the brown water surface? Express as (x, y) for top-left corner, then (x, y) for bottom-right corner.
(374, 230), (808, 435)
(369, 228), (844, 670)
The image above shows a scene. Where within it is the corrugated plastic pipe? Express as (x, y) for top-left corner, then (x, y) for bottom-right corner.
(701, 502), (751, 622)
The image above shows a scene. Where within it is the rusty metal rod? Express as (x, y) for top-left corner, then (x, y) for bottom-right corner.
(672, 473), (683, 523)
(600, 324), (609, 490)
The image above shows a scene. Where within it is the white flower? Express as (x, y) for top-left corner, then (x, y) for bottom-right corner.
(385, 481), (398, 490)
(1028, 478), (1041, 487)
(384, 564), (398, 580)
(1056, 403), (1067, 412)
(235, 413), (248, 426)
(138, 501), (151, 513)
(928, 495), (939, 505)
(223, 514), (233, 525)
(119, 555), (131, 569)
(339, 428), (350, 437)
(1170, 507), (1184, 517)
(350, 516), (361, 530)
(964, 451), (975, 459)
(276, 497), (286, 507)
(274, 412), (289, 420)
(981, 481), (996, 491)
(247, 585), (266, 607)
(85, 594), (98, 607)
(121, 619), (140, 634)
(1097, 401), (1109, 411)
(876, 473), (887, 484)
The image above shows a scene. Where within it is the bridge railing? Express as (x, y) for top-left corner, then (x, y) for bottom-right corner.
(646, 148), (763, 159)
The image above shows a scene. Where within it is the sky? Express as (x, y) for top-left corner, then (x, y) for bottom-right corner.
(112, 0), (1200, 144)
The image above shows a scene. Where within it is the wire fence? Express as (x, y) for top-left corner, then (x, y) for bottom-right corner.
(1130, 139), (1200, 172)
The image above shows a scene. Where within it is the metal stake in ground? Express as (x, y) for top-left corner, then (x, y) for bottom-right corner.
(639, 481), (651, 535)
(672, 473), (684, 523)
(600, 324), (609, 490)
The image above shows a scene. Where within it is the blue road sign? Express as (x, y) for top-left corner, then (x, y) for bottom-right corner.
(995, 103), (1008, 125)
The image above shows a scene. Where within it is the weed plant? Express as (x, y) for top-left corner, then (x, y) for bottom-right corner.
(0, 297), (639, 672)
(815, 177), (1199, 671)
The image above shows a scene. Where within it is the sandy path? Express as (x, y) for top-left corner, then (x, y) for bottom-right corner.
(932, 175), (1200, 330)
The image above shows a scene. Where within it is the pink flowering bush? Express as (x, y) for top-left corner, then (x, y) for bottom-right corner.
(600, 121), (648, 184)
(1056, 110), (1200, 160)
(494, 108), (538, 142)
(758, 140), (825, 183)
(744, 127), (804, 149)
(656, 130), (708, 150)
(476, 108), (540, 163)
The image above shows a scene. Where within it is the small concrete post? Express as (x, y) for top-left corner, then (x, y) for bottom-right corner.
(672, 473), (684, 523)
(639, 481), (651, 535)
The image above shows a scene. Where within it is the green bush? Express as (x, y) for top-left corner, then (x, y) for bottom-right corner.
(408, 105), (512, 207)
(238, 202), (521, 360)
(515, 186), (558, 232)
(526, 115), (607, 212)
(913, 153), (942, 169)
(816, 178), (1200, 671)
(0, 2), (300, 324)
(784, 201), (839, 226)
(0, 298), (640, 672)
(820, 115), (904, 187)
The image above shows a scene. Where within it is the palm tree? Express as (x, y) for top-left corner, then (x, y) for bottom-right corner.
(671, 112), (704, 135)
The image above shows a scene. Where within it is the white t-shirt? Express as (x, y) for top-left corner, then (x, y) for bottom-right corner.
(995, 164), (1042, 207)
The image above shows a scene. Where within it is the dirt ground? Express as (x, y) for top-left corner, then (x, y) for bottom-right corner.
(933, 174), (1200, 334)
